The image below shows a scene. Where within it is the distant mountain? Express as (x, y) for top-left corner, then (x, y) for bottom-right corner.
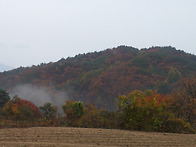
(0, 46), (196, 110)
(0, 63), (14, 72)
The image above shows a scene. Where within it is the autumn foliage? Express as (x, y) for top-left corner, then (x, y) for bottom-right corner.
(3, 96), (41, 121)
(0, 46), (196, 110)
(116, 90), (196, 133)
(0, 83), (196, 133)
(62, 101), (118, 129)
(116, 90), (167, 131)
(62, 100), (85, 127)
(171, 79), (196, 129)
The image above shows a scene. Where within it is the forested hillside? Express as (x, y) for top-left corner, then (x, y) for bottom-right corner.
(0, 46), (196, 110)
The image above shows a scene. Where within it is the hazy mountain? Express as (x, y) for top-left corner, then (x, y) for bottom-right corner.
(0, 46), (196, 110)
(0, 63), (14, 72)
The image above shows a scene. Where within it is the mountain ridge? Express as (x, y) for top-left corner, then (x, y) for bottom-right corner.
(0, 46), (196, 110)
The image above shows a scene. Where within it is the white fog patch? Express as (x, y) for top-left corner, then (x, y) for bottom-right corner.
(10, 84), (67, 113)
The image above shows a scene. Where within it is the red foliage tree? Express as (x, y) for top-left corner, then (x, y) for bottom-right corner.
(3, 96), (41, 121)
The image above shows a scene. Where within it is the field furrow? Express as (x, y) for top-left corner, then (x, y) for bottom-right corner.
(0, 127), (195, 146)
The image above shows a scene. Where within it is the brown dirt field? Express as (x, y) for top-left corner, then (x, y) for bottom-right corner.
(0, 127), (195, 147)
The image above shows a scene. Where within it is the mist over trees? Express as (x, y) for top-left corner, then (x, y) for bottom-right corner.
(0, 81), (195, 133)
(0, 46), (196, 133)
(0, 46), (196, 111)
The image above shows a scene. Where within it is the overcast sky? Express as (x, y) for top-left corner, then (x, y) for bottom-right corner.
(0, 0), (196, 68)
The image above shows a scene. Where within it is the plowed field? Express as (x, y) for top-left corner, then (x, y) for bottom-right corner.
(0, 127), (195, 146)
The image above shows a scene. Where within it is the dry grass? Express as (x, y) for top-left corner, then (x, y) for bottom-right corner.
(0, 127), (195, 147)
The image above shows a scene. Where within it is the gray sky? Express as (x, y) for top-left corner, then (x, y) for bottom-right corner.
(0, 0), (196, 68)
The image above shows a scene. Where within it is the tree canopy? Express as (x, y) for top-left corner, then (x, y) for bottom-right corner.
(3, 96), (41, 121)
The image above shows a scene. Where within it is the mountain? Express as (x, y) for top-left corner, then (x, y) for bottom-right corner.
(0, 46), (196, 110)
(0, 63), (14, 72)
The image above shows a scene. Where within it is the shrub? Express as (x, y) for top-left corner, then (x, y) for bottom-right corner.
(162, 116), (196, 134)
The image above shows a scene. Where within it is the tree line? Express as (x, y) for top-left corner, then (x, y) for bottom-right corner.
(0, 79), (195, 134)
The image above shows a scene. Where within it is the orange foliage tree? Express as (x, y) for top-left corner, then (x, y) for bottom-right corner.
(3, 96), (41, 121)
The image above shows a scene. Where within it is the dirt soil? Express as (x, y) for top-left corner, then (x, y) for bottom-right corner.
(0, 127), (195, 147)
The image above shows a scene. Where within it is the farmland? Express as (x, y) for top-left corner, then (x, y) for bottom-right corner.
(0, 127), (195, 146)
